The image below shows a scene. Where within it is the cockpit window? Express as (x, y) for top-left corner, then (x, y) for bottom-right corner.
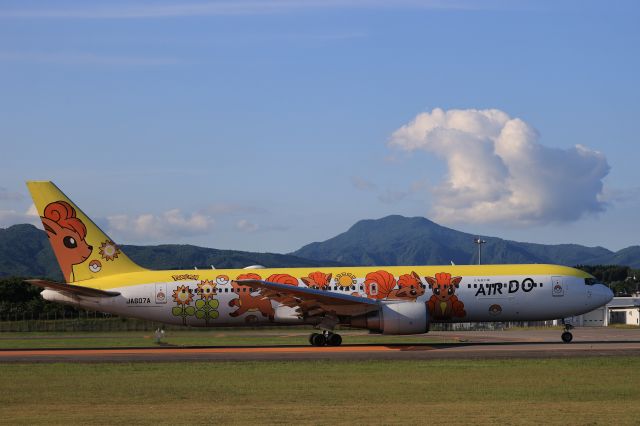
(585, 278), (596, 286)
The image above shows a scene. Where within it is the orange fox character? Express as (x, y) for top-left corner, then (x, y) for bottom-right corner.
(364, 270), (397, 299)
(300, 272), (332, 290)
(266, 273), (299, 286)
(426, 272), (466, 320)
(395, 271), (426, 300)
(229, 273), (274, 321)
(40, 201), (92, 282)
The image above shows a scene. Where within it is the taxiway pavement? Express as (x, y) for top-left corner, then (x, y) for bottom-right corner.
(1, 328), (639, 362)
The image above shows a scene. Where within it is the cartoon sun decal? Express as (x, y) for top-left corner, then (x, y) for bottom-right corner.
(197, 280), (217, 300)
(99, 240), (120, 261)
(335, 272), (357, 289)
(173, 285), (193, 305)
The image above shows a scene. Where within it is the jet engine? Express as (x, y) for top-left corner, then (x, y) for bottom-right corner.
(349, 302), (429, 335)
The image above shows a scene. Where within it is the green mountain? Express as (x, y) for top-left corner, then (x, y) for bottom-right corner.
(291, 215), (640, 268)
(2, 216), (639, 280)
(0, 225), (61, 279)
(0, 224), (341, 280)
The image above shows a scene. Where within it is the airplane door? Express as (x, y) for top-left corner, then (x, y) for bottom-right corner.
(551, 276), (564, 297)
(155, 283), (168, 304)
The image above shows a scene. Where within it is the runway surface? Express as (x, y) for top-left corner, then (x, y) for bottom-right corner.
(1, 328), (639, 362)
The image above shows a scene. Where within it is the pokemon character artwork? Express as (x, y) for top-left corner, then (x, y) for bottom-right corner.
(426, 272), (467, 320)
(363, 270), (425, 300)
(229, 273), (276, 322)
(396, 271), (426, 299)
(28, 181), (146, 284)
(40, 201), (92, 282)
(301, 272), (332, 290)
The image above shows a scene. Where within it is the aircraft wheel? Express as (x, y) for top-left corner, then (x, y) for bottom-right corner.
(561, 331), (573, 343)
(310, 333), (326, 347)
(327, 333), (342, 346)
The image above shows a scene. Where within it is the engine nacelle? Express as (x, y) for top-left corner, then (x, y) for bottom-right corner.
(349, 302), (429, 335)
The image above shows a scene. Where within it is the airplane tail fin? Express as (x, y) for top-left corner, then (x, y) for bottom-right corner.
(26, 181), (146, 283)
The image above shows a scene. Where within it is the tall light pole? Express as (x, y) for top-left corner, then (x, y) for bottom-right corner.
(474, 237), (486, 265)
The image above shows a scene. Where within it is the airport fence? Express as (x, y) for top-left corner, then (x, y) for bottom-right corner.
(0, 310), (180, 332)
(0, 309), (556, 333)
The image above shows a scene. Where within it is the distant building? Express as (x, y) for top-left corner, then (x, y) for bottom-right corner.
(566, 296), (640, 327)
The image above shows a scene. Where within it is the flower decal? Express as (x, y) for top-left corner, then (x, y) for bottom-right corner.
(197, 280), (217, 300)
(172, 284), (196, 325)
(173, 285), (193, 305)
(99, 240), (120, 261)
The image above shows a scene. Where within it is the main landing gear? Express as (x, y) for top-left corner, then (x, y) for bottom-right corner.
(561, 320), (574, 343)
(309, 331), (342, 347)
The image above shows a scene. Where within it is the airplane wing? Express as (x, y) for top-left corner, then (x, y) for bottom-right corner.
(234, 279), (380, 318)
(24, 279), (121, 298)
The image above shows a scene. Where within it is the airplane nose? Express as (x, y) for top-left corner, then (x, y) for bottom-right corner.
(590, 284), (614, 307)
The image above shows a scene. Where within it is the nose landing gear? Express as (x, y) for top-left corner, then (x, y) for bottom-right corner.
(309, 331), (342, 346)
(561, 320), (574, 343)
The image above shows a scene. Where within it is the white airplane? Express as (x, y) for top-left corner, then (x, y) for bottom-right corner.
(25, 181), (613, 345)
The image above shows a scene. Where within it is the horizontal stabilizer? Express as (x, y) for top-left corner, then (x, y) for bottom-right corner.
(24, 279), (120, 298)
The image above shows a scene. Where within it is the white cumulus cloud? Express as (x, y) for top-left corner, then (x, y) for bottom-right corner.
(107, 209), (215, 241)
(0, 204), (40, 228)
(235, 219), (259, 233)
(389, 108), (610, 225)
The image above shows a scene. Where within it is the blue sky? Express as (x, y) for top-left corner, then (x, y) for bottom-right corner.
(0, 0), (639, 254)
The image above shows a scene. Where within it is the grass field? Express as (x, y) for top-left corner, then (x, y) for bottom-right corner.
(0, 357), (638, 424)
(0, 329), (457, 349)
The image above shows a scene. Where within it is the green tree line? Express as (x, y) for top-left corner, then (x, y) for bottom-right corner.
(0, 277), (79, 320)
(576, 265), (640, 296)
